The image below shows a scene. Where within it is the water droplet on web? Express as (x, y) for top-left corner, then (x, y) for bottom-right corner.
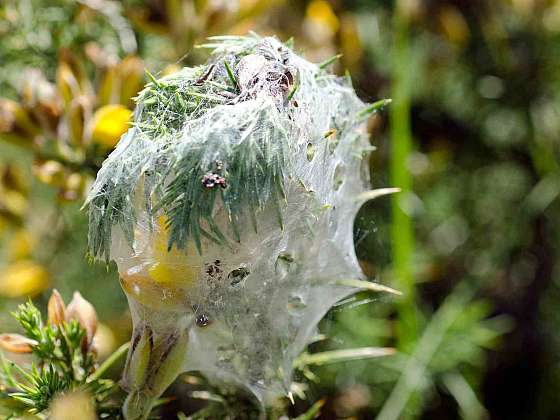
(195, 313), (211, 327)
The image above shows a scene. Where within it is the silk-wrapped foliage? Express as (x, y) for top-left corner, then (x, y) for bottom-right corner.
(85, 34), (393, 419)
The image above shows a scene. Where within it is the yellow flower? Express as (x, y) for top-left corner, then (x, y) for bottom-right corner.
(120, 217), (203, 310)
(9, 229), (35, 261)
(90, 104), (132, 149)
(0, 260), (49, 298)
(306, 0), (340, 33)
(148, 217), (202, 287)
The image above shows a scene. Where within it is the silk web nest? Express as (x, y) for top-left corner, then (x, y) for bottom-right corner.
(85, 34), (394, 418)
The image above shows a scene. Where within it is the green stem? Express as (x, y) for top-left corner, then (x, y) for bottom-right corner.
(390, 0), (417, 350)
(88, 342), (130, 382)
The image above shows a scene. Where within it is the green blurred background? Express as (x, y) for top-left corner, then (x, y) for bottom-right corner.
(1, 0), (560, 418)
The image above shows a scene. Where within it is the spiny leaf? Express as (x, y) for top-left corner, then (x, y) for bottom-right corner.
(318, 54), (343, 70)
(223, 60), (239, 92)
(295, 347), (395, 368)
(336, 278), (402, 295)
(357, 98), (392, 118)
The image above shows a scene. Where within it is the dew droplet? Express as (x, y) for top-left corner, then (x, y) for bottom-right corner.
(196, 314), (211, 327)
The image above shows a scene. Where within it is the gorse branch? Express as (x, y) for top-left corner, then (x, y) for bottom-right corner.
(85, 34), (358, 261)
(0, 291), (128, 418)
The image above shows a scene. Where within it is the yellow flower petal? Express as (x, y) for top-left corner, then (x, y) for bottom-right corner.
(0, 98), (40, 144)
(32, 160), (67, 187)
(0, 260), (49, 298)
(121, 217), (203, 310)
(148, 216), (202, 288)
(118, 56), (145, 108)
(2, 190), (27, 218)
(91, 104), (132, 149)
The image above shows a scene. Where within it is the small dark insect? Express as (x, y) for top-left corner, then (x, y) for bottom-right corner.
(201, 172), (227, 189)
(195, 313), (211, 327)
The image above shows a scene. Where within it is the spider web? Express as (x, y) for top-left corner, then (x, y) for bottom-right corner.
(87, 35), (379, 408)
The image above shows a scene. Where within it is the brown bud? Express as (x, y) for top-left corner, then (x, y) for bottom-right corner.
(0, 333), (37, 354)
(48, 289), (66, 326)
(66, 291), (97, 348)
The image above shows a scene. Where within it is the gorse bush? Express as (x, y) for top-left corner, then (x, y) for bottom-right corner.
(1, 0), (558, 419)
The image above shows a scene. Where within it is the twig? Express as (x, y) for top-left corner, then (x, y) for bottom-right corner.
(88, 342), (130, 382)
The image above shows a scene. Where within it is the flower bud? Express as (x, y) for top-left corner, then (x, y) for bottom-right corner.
(122, 329), (188, 420)
(122, 325), (152, 392)
(50, 391), (95, 420)
(48, 289), (66, 326)
(66, 291), (97, 348)
(147, 330), (188, 397)
(0, 333), (37, 354)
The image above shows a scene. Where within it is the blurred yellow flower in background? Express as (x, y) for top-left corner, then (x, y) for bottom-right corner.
(1, 47), (144, 202)
(306, 0), (340, 33)
(438, 5), (470, 46)
(303, 0), (340, 60)
(0, 260), (49, 298)
(90, 104), (132, 149)
(50, 392), (96, 420)
(0, 164), (29, 223)
(8, 229), (34, 261)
